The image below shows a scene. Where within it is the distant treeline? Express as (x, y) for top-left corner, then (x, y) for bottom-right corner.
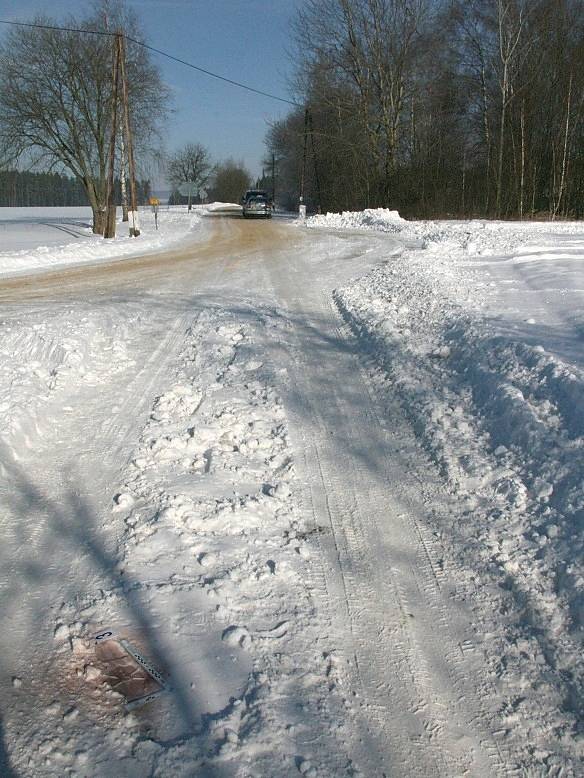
(0, 170), (152, 208)
(270, 0), (584, 219)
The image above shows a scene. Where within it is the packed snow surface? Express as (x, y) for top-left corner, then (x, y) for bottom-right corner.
(1, 207), (583, 776)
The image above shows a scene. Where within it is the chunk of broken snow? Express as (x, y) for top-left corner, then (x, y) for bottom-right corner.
(221, 625), (252, 650)
(53, 624), (69, 641)
(83, 665), (101, 681)
(431, 345), (451, 358)
(112, 492), (135, 512)
(197, 551), (219, 567)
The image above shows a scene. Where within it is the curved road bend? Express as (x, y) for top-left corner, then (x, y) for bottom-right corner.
(0, 215), (521, 776)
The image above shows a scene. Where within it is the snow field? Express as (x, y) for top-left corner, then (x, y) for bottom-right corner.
(0, 206), (203, 277)
(323, 210), (584, 771)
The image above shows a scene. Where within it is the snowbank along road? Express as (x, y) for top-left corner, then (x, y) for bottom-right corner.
(0, 210), (582, 776)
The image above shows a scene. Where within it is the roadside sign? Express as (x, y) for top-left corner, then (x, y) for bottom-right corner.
(150, 197), (160, 230)
(178, 182), (198, 197)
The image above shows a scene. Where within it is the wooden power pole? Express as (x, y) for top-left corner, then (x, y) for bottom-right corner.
(104, 31), (141, 239)
(118, 33), (140, 237)
(104, 33), (121, 238)
(308, 112), (322, 214)
(120, 132), (129, 222)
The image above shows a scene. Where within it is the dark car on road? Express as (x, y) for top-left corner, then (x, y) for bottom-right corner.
(242, 189), (269, 203)
(242, 194), (272, 218)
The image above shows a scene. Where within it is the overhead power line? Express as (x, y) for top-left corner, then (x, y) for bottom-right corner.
(0, 18), (301, 108)
(0, 18), (112, 38)
(125, 36), (300, 107)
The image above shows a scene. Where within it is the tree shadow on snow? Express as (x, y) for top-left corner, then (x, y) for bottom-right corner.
(0, 447), (231, 778)
(0, 715), (17, 778)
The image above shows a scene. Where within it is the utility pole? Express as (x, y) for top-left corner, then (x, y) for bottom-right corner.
(308, 112), (322, 214)
(271, 151), (276, 206)
(299, 108), (309, 213)
(120, 133), (129, 222)
(118, 33), (140, 237)
(104, 33), (121, 238)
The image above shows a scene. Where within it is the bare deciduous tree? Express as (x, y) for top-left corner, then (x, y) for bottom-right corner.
(209, 159), (251, 204)
(0, 1), (169, 233)
(166, 143), (213, 209)
(273, 0), (584, 218)
(294, 0), (431, 205)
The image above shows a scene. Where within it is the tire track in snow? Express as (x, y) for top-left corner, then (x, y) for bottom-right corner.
(263, 253), (522, 775)
(297, 332), (463, 776)
(327, 302), (521, 777)
(96, 239), (233, 468)
(263, 288), (448, 774)
(97, 306), (195, 459)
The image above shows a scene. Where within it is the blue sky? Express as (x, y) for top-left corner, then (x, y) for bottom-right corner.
(0, 0), (302, 182)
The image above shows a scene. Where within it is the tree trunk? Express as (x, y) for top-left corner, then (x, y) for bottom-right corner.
(496, 63), (508, 217)
(383, 155), (392, 207)
(481, 63), (491, 215)
(461, 148), (467, 215)
(92, 207), (106, 235)
(83, 177), (106, 234)
(531, 162), (537, 216)
(552, 72), (573, 220)
(519, 99), (525, 219)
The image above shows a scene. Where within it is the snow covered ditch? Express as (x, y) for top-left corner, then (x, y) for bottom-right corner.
(0, 206), (204, 277)
(308, 209), (584, 759)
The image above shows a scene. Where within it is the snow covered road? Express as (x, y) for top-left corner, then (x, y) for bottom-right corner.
(1, 213), (582, 776)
